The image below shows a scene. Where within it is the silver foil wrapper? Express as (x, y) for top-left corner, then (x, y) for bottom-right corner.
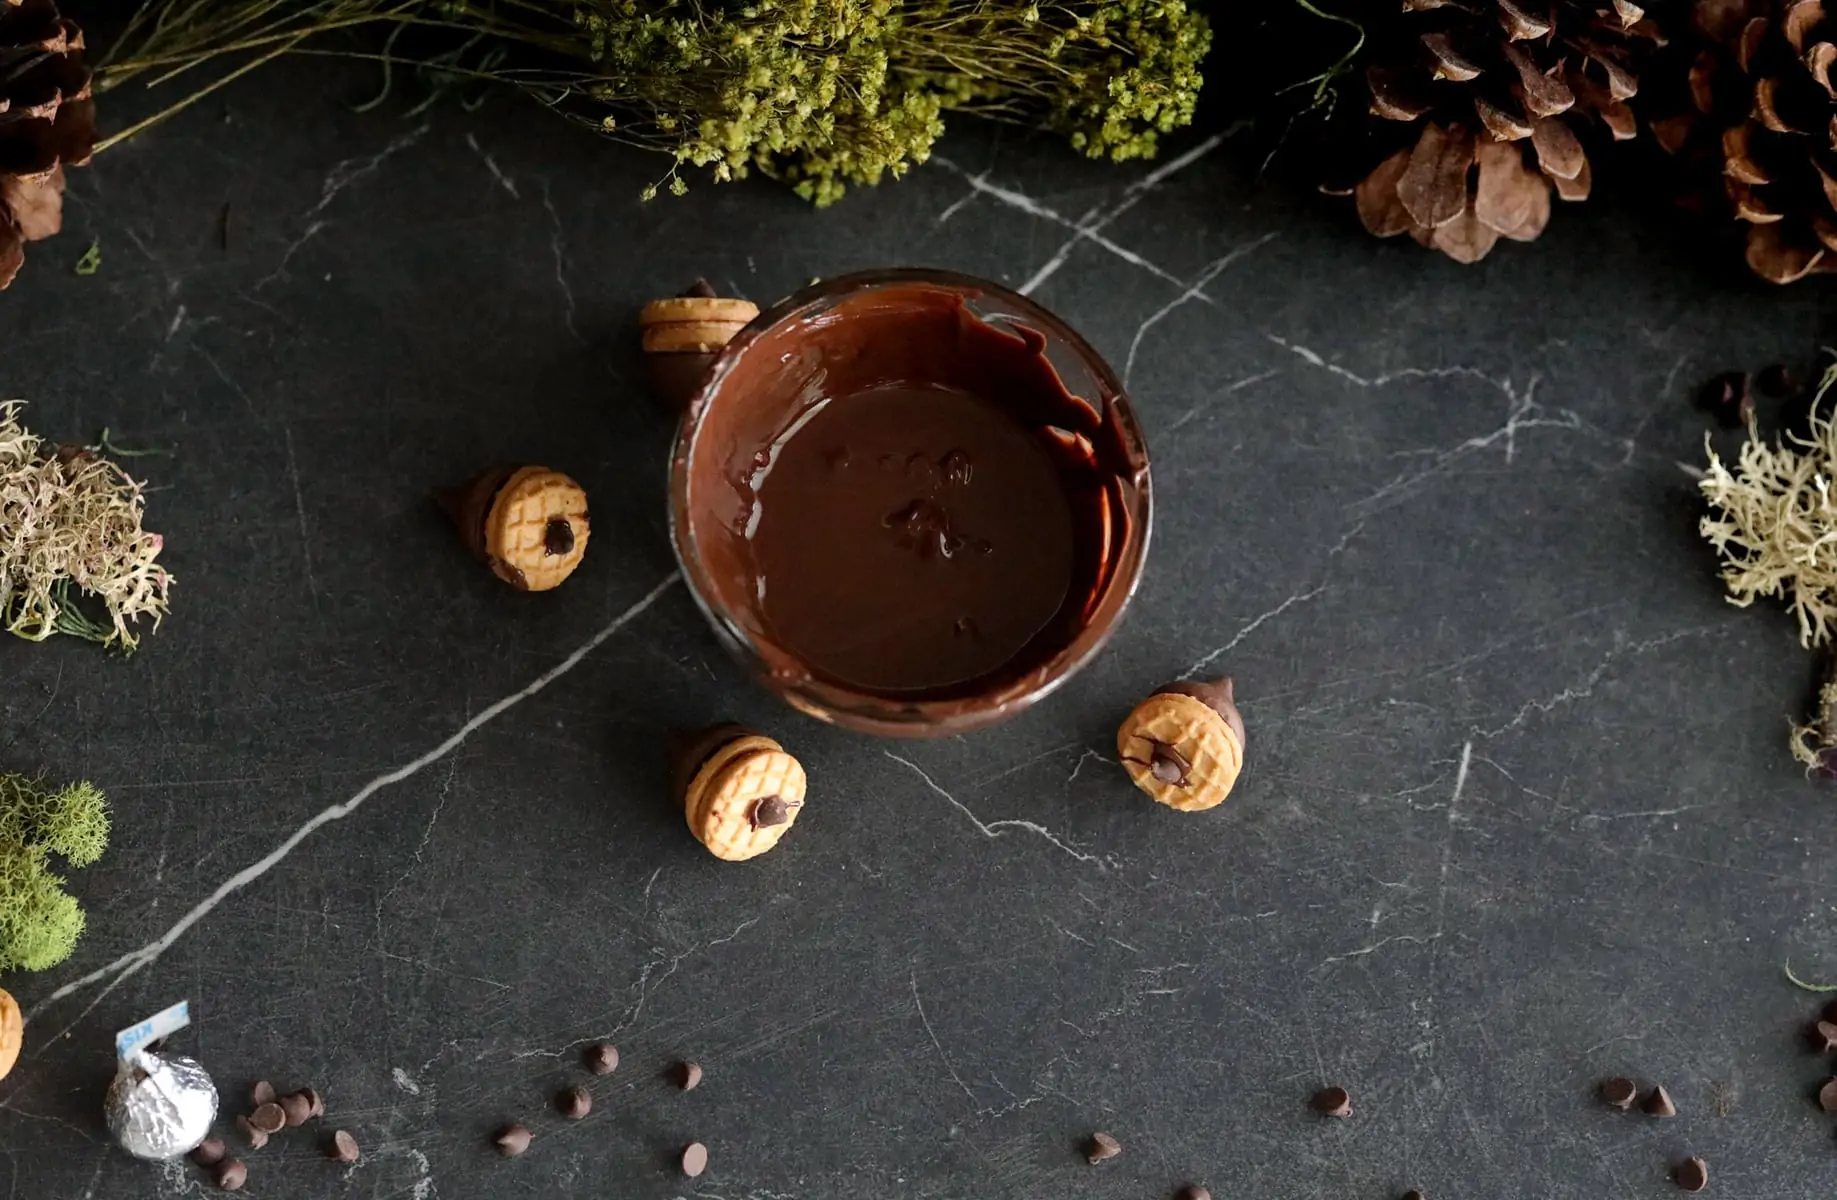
(104, 1051), (218, 1160)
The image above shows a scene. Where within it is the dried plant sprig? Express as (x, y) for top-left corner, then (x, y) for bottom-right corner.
(99, 0), (1210, 205)
(1700, 356), (1837, 650)
(0, 401), (173, 651)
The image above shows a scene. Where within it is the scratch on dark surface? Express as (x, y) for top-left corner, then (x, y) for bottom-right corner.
(1182, 583), (1328, 679)
(280, 424), (319, 613)
(464, 132), (520, 198)
(28, 573), (682, 1027)
(1123, 233), (1279, 387)
(540, 180), (583, 344)
(1477, 627), (1714, 740)
(1164, 368), (1280, 436)
(885, 752), (1107, 866)
(911, 967), (979, 1109)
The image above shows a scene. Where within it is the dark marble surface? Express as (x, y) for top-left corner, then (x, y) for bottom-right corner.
(5, 59), (1837, 1200)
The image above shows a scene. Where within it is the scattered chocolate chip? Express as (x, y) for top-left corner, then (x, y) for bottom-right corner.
(1598, 1077), (1639, 1110)
(680, 1060), (704, 1091)
(300, 1086), (324, 1118)
(235, 1115), (268, 1150)
(684, 278), (718, 299)
(681, 1141), (709, 1177)
(1824, 998), (1837, 1025)
(1674, 1156), (1708, 1192)
(1176, 1186), (1212, 1200)
(1086, 1132), (1122, 1163)
(1757, 364), (1794, 395)
(1643, 1085), (1677, 1118)
(1702, 371), (1753, 429)
(249, 1080), (277, 1108)
(1819, 1078), (1837, 1113)
(543, 517), (576, 557)
(1810, 1021), (1837, 1053)
(214, 1159), (248, 1191)
(557, 1084), (592, 1119)
(250, 1102), (286, 1135)
(1402, 1192), (1426, 1200)
(493, 1124), (532, 1157)
(327, 1130), (360, 1163)
(191, 1138), (227, 1167)
(584, 1043), (619, 1075)
(749, 795), (791, 828)
(1311, 1086), (1352, 1118)
(280, 1092), (313, 1127)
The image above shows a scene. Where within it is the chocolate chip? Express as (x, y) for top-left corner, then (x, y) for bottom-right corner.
(1819, 1078), (1837, 1113)
(1702, 371), (1752, 429)
(250, 1102), (286, 1135)
(557, 1084), (591, 1119)
(1811, 1021), (1837, 1053)
(1402, 1192), (1426, 1200)
(683, 278), (718, 299)
(1674, 1156), (1708, 1192)
(1757, 364), (1794, 395)
(680, 1060), (704, 1091)
(584, 1043), (619, 1075)
(543, 517), (575, 557)
(749, 796), (790, 828)
(280, 1092), (313, 1127)
(214, 1159), (248, 1191)
(327, 1130), (360, 1163)
(235, 1115), (268, 1150)
(300, 1086), (324, 1118)
(191, 1138), (227, 1167)
(1643, 1085), (1677, 1118)
(681, 1141), (709, 1177)
(1311, 1086), (1352, 1118)
(1150, 743), (1189, 784)
(1086, 1132), (1122, 1163)
(249, 1080), (276, 1108)
(1176, 1186), (1212, 1200)
(1598, 1077), (1638, 1110)
(493, 1124), (532, 1157)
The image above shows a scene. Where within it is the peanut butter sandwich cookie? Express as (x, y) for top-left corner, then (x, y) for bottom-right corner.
(1115, 676), (1246, 812)
(672, 725), (806, 861)
(437, 465), (590, 592)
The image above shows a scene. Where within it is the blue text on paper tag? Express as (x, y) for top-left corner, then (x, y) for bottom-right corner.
(115, 1000), (191, 1066)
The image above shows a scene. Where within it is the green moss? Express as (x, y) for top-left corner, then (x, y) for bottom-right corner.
(0, 773), (108, 972)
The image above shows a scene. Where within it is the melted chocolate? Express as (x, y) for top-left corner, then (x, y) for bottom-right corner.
(750, 385), (1074, 692)
(681, 279), (1146, 705)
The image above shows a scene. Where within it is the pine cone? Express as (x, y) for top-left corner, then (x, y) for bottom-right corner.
(0, 0), (95, 290)
(1682, 0), (1837, 282)
(1321, 0), (1665, 263)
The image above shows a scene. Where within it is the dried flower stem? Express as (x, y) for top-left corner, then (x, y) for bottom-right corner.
(99, 0), (1210, 204)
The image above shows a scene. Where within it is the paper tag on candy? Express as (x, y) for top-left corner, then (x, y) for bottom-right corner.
(115, 1000), (191, 1067)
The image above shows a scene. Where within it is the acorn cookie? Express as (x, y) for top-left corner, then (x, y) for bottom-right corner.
(1115, 677), (1246, 812)
(672, 724), (805, 861)
(437, 465), (589, 592)
(639, 280), (759, 410)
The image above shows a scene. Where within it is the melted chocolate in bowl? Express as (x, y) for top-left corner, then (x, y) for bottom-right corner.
(673, 272), (1151, 734)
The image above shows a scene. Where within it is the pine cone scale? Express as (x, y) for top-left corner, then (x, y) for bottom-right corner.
(1397, 121), (1477, 228)
(0, 0), (89, 288)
